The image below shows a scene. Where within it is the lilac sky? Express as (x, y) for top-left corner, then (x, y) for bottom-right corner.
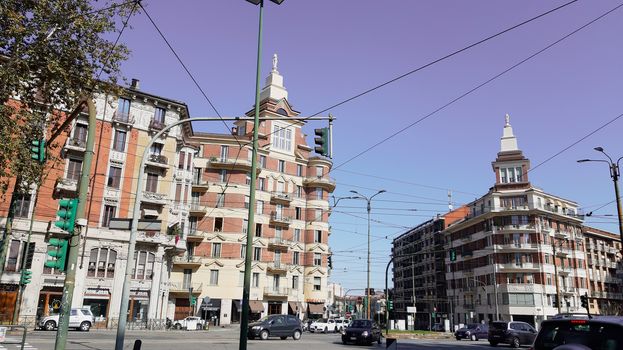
(116, 0), (623, 290)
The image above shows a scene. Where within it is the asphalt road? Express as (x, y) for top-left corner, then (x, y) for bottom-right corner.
(11, 328), (503, 350)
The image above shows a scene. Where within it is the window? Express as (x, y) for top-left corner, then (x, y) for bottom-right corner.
(214, 217), (223, 232)
(293, 229), (301, 242)
(295, 207), (302, 220)
(118, 97), (131, 115)
(107, 166), (122, 188)
(256, 200), (263, 214)
(296, 164), (303, 176)
(220, 145), (229, 160)
(6, 240), (21, 272)
(275, 227), (282, 239)
(67, 158), (82, 181)
(292, 275), (299, 289)
(14, 193), (31, 218)
(244, 195), (250, 209)
(272, 124), (292, 151)
(255, 223), (262, 237)
(212, 243), (221, 258)
(209, 270), (219, 285)
(278, 160), (285, 172)
(132, 251), (155, 280)
(102, 205), (116, 227)
(242, 219), (248, 234)
(295, 185), (303, 198)
(189, 216), (198, 235)
(315, 187), (323, 200)
(150, 143), (163, 155)
(73, 123), (88, 142)
(239, 271), (244, 287)
(315, 230), (322, 243)
(240, 244), (248, 259)
(178, 152), (185, 170)
(87, 248), (117, 278)
(252, 272), (259, 287)
(216, 193), (225, 208)
(314, 253), (322, 266)
(313, 277), (321, 291)
(113, 129), (126, 152)
(293, 251), (300, 265)
(246, 172), (251, 185)
(186, 153), (192, 171)
(154, 107), (166, 123)
(500, 168), (507, 183)
(219, 169), (227, 182)
(145, 173), (158, 192)
(316, 166), (323, 177)
(253, 247), (261, 261)
(258, 178), (265, 191)
(316, 209), (323, 221)
(259, 155), (266, 168)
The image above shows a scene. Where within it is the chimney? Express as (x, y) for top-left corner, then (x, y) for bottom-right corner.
(130, 78), (140, 90)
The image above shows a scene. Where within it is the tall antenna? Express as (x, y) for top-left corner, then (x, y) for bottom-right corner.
(448, 190), (453, 210)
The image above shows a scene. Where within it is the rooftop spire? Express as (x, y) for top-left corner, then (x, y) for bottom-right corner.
(500, 113), (518, 152)
(260, 53), (288, 101)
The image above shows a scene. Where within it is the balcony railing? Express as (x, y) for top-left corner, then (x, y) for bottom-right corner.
(142, 191), (167, 205)
(302, 175), (336, 191)
(267, 262), (289, 273)
(112, 111), (135, 125)
(263, 287), (290, 296)
(270, 212), (291, 226)
(147, 154), (168, 165)
(169, 282), (202, 293)
(268, 237), (291, 249)
(172, 256), (202, 267)
(149, 119), (166, 131)
(207, 157), (255, 172)
(66, 137), (86, 150)
(271, 191), (293, 203)
(55, 178), (78, 192)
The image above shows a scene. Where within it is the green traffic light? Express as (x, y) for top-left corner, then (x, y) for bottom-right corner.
(30, 138), (46, 164)
(55, 198), (78, 234)
(20, 269), (33, 285)
(45, 238), (68, 271)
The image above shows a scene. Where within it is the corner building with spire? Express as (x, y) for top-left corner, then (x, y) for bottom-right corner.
(444, 115), (588, 328)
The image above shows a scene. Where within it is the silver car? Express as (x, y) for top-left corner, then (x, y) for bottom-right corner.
(38, 308), (94, 332)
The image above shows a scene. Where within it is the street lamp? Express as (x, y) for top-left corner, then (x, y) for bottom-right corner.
(577, 147), (623, 256)
(240, 1), (285, 350)
(350, 189), (386, 319)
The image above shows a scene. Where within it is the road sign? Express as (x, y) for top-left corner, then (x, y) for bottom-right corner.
(345, 312), (351, 318)
(407, 306), (416, 313)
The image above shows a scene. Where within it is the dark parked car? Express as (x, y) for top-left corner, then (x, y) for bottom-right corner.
(341, 319), (382, 345)
(455, 323), (488, 341)
(247, 314), (303, 340)
(531, 316), (623, 350)
(488, 320), (537, 348)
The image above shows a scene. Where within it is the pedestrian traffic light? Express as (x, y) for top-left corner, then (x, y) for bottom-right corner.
(449, 249), (457, 262)
(54, 198), (78, 234)
(580, 293), (588, 310)
(30, 138), (46, 164)
(20, 269), (33, 285)
(45, 238), (68, 271)
(313, 127), (330, 157)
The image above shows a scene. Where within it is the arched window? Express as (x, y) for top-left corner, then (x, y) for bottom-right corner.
(276, 108), (288, 116)
(132, 251), (156, 280)
(88, 248), (117, 278)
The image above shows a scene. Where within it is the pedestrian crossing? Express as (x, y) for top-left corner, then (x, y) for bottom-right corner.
(0, 342), (37, 350)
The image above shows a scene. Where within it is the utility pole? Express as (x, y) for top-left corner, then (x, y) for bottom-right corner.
(552, 239), (562, 314)
(54, 98), (96, 350)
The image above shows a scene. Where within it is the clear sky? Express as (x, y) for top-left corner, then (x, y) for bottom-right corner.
(115, 0), (623, 292)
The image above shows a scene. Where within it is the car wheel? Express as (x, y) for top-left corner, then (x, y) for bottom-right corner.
(196, 324), (202, 330)
(175, 324), (182, 330)
(79, 321), (91, 332)
(260, 330), (269, 340)
(489, 341), (498, 347)
(324, 327), (328, 333)
(511, 337), (520, 348)
(44, 320), (56, 331)
(471, 334), (477, 341)
(293, 330), (301, 340)
(456, 336), (461, 341)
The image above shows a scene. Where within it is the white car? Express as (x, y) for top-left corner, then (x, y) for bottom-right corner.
(310, 318), (342, 333)
(173, 316), (205, 330)
(38, 308), (94, 332)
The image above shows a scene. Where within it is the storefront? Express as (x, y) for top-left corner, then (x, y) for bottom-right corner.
(129, 289), (150, 323)
(248, 300), (264, 321)
(268, 301), (282, 315)
(200, 298), (221, 326)
(307, 303), (324, 319)
(288, 301), (302, 317)
(0, 284), (18, 323)
(231, 300), (241, 323)
(83, 288), (111, 329)
(37, 286), (63, 318)
(174, 298), (192, 320)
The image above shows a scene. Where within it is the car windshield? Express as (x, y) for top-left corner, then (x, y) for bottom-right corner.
(318, 318), (327, 323)
(81, 309), (93, 316)
(258, 315), (272, 322)
(534, 321), (622, 350)
(491, 322), (508, 330)
(351, 320), (371, 328)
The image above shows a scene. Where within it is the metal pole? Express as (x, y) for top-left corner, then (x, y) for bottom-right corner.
(492, 225), (500, 321)
(55, 98), (96, 350)
(385, 256), (393, 335)
(239, 1), (263, 349)
(610, 162), (623, 256)
(366, 199), (371, 319)
(553, 241), (562, 314)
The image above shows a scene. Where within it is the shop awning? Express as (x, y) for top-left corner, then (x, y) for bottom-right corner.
(288, 301), (302, 313)
(249, 300), (264, 313)
(308, 303), (324, 315)
(143, 209), (159, 218)
(201, 298), (221, 311)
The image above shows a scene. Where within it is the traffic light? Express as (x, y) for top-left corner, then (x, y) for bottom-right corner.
(190, 295), (197, 306)
(45, 238), (69, 272)
(580, 293), (588, 310)
(30, 138), (46, 164)
(313, 127), (330, 157)
(328, 255), (333, 269)
(449, 249), (457, 262)
(387, 300), (393, 311)
(20, 269), (33, 285)
(55, 198), (78, 234)
(552, 295), (559, 308)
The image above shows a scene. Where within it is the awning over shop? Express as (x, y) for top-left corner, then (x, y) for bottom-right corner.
(307, 303), (324, 315)
(288, 301), (302, 313)
(249, 300), (264, 313)
(143, 209), (159, 218)
(201, 298), (221, 311)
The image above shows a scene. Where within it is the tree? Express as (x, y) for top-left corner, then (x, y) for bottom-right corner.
(0, 0), (137, 192)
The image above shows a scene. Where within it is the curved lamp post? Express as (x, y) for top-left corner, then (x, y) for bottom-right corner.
(349, 189), (386, 319)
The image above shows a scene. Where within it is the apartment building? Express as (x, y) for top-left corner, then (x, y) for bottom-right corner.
(582, 226), (623, 315)
(0, 79), (192, 326)
(166, 61), (335, 325)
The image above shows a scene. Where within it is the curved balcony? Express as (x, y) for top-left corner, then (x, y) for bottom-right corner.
(146, 154), (169, 169)
(149, 119), (166, 131)
(303, 175), (336, 192)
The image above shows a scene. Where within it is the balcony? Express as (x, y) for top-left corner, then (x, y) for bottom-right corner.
(557, 266), (572, 275)
(141, 191), (167, 206)
(149, 119), (166, 131)
(64, 137), (86, 152)
(303, 176), (336, 191)
(191, 179), (210, 191)
(268, 237), (290, 250)
(270, 212), (291, 227)
(263, 287), (290, 297)
(169, 282), (202, 294)
(188, 203), (206, 216)
(55, 178), (78, 193)
(145, 154), (169, 169)
(186, 230), (204, 242)
(207, 157), (255, 172)
(554, 231), (569, 239)
(172, 255), (202, 268)
(267, 262), (289, 274)
(497, 263), (540, 272)
(112, 111), (135, 126)
(555, 248), (570, 258)
(607, 247), (619, 255)
(270, 191), (293, 204)
(499, 205), (529, 212)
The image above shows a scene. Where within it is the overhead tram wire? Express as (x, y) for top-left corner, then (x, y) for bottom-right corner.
(329, 2), (623, 173)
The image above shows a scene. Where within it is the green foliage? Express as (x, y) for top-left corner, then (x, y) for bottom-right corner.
(0, 0), (137, 192)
